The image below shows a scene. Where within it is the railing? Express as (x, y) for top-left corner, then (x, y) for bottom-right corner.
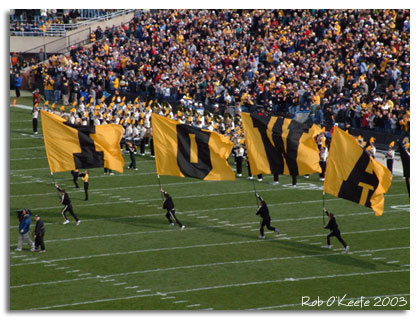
(10, 25), (67, 37)
(22, 27), (92, 55)
(10, 9), (137, 37)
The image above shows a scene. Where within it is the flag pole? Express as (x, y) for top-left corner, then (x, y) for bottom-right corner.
(50, 172), (61, 199)
(251, 176), (259, 207)
(157, 174), (164, 200)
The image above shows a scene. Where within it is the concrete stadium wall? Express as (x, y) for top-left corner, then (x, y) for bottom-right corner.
(10, 11), (136, 53)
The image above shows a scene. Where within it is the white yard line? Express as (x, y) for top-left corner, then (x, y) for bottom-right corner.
(8, 195), (408, 219)
(10, 223), (410, 258)
(29, 269), (409, 310)
(11, 206), (405, 232)
(10, 244), (410, 278)
(9, 180), (211, 197)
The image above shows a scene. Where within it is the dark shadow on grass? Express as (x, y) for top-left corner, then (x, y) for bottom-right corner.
(277, 239), (378, 270)
(62, 210), (168, 231)
(198, 222), (269, 241)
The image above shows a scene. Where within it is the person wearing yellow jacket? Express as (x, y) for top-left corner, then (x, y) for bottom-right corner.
(79, 170), (89, 201)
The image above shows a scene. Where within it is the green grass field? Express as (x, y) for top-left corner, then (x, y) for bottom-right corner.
(9, 97), (410, 310)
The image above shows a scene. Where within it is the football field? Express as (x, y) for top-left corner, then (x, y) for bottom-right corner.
(9, 103), (410, 310)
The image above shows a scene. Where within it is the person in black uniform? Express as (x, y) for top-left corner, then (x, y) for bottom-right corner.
(32, 106), (39, 134)
(55, 184), (81, 225)
(160, 188), (185, 230)
(233, 143), (244, 177)
(291, 175), (297, 187)
(323, 208), (349, 253)
(127, 142), (138, 170)
(79, 170), (89, 200)
(71, 169), (80, 188)
(32, 214), (46, 253)
(255, 193), (280, 239)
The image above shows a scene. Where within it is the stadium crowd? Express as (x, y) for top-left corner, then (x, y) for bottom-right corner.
(23, 9), (410, 139)
(10, 9), (120, 36)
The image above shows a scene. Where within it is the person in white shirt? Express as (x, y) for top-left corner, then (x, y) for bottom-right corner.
(69, 111), (76, 124)
(93, 115), (101, 126)
(319, 144), (329, 181)
(386, 141), (395, 174)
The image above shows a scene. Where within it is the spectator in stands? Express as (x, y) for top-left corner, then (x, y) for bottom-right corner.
(14, 73), (22, 98)
(18, 9), (409, 143)
(38, 48), (46, 63)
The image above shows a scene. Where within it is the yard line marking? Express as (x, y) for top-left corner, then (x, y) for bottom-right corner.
(29, 269), (409, 310)
(125, 286), (138, 289)
(173, 300), (188, 304)
(359, 254), (372, 257)
(9, 175), (407, 200)
(387, 261), (400, 264)
(136, 289), (151, 293)
(10, 146), (45, 150)
(372, 257), (386, 260)
(10, 156), (48, 161)
(9, 172), (157, 184)
(10, 203), (407, 232)
(249, 293), (410, 310)
(164, 270), (410, 295)
(21, 258), (38, 261)
(161, 296), (176, 300)
(11, 136), (44, 140)
(196, 216), (209, 219)
(55, 267), (69, 270)
(113, 283), (127, 286)
(65, 270), (80, 273)
(11, 229), (409, 267)
(9, 180), (214, 197)
(78, 273), (91, 276)
(186, 304), (201, 307)
(10, 246), (409, 288)
(401, 264), (410, 267)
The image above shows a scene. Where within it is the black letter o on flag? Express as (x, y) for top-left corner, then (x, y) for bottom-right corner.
(176, 124), (212, 179)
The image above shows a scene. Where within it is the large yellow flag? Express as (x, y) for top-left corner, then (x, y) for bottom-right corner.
(241, 112), (322, 176)
(152, 113), (235, 180)
(324, 127), (392, 216)
(41, 110), (124, 173)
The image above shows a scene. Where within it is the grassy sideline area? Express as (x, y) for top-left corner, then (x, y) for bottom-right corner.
(9, 95), (410, 310)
